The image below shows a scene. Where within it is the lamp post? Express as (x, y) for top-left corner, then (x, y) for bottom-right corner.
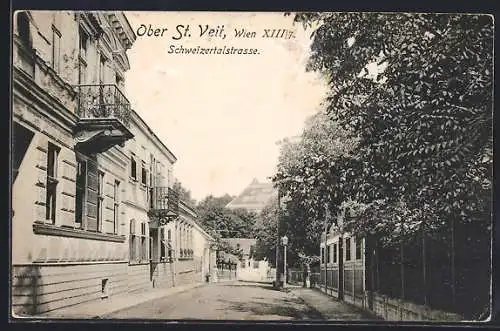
(282, 235), (288, 288)
(275, 187), (281, 289)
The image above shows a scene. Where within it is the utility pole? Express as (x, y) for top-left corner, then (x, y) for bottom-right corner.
(275, 187), (281, 289)
(324, 202), (329, 294)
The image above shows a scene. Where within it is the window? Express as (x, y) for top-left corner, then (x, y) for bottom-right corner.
(130, 156), (137, 180)
(141, 222), (147, 261)
(75, 160), (87, 226)
(148, 154), (155, 208)
(253, 261), (259, 269)
(78, 60), (87, 84)
(116, 74), (123, 87)
(345, 237), (351, 261)
(51, 26), (61, 73)
(129, 219), (137, 262)
(141, 162), (147, 186)
(130, 220), (148, 263)
(321, 247), (325, 264)
(16, 12), (34, 77)
(78, 28), (88, 84)
(97, 171), (104, 231)
(160, 228), (165, 260)
(17, 12), (31, 48)
(160, 228), (170, 262)
(333, 243), (338, 263)
(355, 237), (363, 260)
(45, 143), (60, 223)
(78, 59), (87, 84)
(12, 123), (34, 184)
(79, 27), (88, 60)
(99, 55), (106, 84)
(326, 245), (330, 263)
(113, 180), (120, 234)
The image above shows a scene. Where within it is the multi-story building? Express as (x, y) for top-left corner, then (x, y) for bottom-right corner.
(176, 201), (218, 285)
(11, 10), (215, 317)
(225, 178), (276, 214)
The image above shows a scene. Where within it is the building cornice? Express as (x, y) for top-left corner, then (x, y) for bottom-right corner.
(130, 110), (177, 163)
(33, 222), (126, 243)
(13, 67), (78, 133)
(108, 12), (136, 50)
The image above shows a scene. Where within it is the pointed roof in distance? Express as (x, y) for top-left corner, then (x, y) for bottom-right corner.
(222, 238), (257, 257)
(225, 178), (276, 213)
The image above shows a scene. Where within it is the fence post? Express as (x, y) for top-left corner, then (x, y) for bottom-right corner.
(450, 217), (456, 309)
(422, 226), (428, 306)
(338, 235), (344, 300)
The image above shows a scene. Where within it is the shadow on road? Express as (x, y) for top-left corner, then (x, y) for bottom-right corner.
(217, 282), (276, 291)
(218, 298), (324, 320)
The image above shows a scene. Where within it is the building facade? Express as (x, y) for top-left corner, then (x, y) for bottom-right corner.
(225, 178), (276, 214)
(318, 224), (463, 321)
(319, 229), (366, 305)
(11, 10), (215, 317)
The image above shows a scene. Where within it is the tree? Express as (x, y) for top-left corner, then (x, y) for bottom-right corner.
(270, 110), (359, 264)
(173, 179), (197, 207)
(287, 12), (492, 242)
(195, 194), (255, 239)
(283, 12), (492, 318)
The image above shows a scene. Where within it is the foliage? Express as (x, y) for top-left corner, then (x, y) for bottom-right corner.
(217, 240), (244, 261)
(195, 194), (256, 239)
(277, 12), (493, 244)
(268, 110), (359, 261)
(173, 179), (197, 207)
(252, 191), (325, 267)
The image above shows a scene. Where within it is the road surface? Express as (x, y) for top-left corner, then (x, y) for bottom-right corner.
(105, 281), (324, 320)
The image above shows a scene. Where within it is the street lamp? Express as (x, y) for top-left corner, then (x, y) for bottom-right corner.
(269, 171), (301, 290)
(282, 235), (288, 287)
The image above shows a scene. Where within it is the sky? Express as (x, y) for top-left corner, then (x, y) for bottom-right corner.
(124, 12), (328, 201)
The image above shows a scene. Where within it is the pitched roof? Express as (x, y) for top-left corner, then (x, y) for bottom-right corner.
(225, 178), (276, 213)
(222, 238), (257, 256)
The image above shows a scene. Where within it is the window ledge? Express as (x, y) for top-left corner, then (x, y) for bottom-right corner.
(128, 261), (150, 266)
(33, 222), (126, 243)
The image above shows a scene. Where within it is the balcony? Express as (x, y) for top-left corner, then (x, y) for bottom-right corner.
(73, 84), (134, 153)
(147, 187), (180, 228)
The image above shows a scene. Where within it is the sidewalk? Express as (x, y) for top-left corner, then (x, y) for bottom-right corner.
(288, 285), (382, 321)
(37, 282), (206, 319)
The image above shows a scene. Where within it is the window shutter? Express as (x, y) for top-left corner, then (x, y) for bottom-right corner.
(86, 160), (98, 231)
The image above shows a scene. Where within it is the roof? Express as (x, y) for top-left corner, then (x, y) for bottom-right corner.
(222, 238), (257, 256)
(225, 178), (276, 213)
(217, 251), (239, 264)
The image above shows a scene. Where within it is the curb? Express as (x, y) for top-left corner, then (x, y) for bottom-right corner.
(294, 287), (384, 321)
(287, 288), (327, 320)
(95, 282), (206, 319)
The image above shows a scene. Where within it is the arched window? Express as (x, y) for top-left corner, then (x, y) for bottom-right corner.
(17, 12), (31, 48)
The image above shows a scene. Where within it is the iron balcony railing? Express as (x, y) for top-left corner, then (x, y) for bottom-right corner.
(75, 84), (131, 128)
(153, 187), (180, 214)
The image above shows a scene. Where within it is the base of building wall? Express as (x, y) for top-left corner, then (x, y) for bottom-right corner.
(313, 285), (464, 322)
(12, 262), (130, 316)
(11, 261), (200, 316)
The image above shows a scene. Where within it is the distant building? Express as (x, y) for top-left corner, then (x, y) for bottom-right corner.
(222, 238), (256, 264)
(225, 178), (276, 214)
(221, 238), (271, 282)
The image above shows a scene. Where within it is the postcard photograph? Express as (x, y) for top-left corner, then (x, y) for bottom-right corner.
(10, 10), (493, 322)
